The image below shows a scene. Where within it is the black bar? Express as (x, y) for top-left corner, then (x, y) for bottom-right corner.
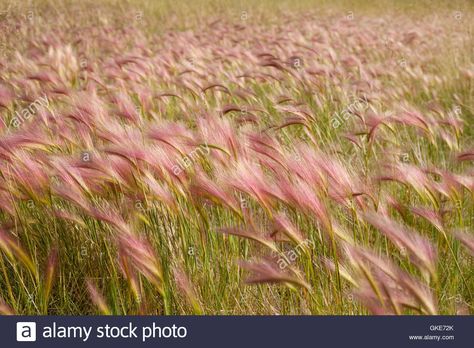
(2, 315), (471, 347)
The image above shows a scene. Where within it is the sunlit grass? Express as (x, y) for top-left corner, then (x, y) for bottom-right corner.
(0, 0), (473, 315)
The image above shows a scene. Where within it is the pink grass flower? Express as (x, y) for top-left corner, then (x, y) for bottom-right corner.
(239, 258), (311, 291)
(453, 231), (474, 257)
(343, 244), (437, 315)
(117, 232), (164, 295)
(86, 280), (111, 315)
(0, 84), (13, 109)
(364, 212), (437, 279)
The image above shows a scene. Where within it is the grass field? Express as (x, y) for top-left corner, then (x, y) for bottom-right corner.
(0, 0), (473, 315)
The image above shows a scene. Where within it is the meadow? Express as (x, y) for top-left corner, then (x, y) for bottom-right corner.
(0, 0), (473, 315)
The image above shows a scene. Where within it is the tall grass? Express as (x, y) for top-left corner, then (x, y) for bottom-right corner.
(0, 0), (473, 315)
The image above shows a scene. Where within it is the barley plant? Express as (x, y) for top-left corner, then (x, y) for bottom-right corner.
(0, 0), (473, 315)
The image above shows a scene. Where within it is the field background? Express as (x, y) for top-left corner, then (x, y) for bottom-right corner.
(0, 0), (473, 315)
